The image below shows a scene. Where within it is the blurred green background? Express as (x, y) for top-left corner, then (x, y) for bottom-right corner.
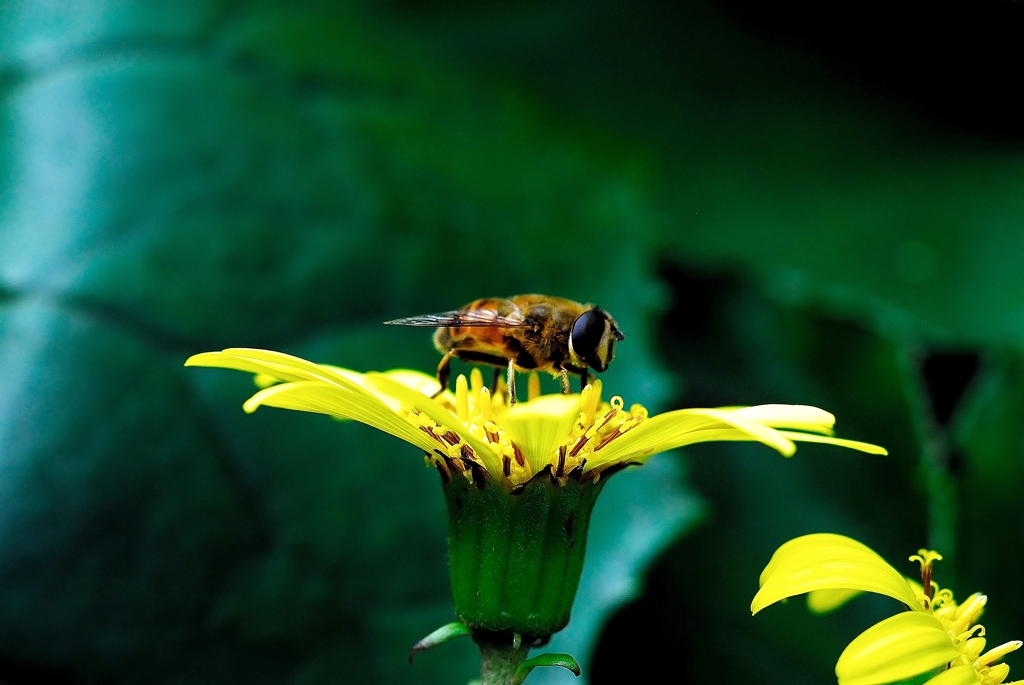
(2, 1), (1023, 683)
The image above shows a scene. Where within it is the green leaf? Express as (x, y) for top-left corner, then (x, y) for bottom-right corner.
(11, 1), (1024, 684)
(408, 622), (471, 664)
(0, 3), (693, 683)
(515, 653), (582, 681)
(0, 301), (267, 681)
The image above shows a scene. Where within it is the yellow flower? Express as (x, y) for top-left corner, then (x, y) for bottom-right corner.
(752, 533), (1022, 685)
(185, 348), (887, 489)
(188, 347), (890, 649)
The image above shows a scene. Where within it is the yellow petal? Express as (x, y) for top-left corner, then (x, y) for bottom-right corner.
(186, 348), (354, 386)
(328, 366), (442, 399)
(808, 588), (864, 614)
(253, 373), (280, 388)
(587, 407), (797, 468)
(187, 351), (309, 382)
(365, 372), (503, 477)
(242, 381), (439, 454)
(752, 534), (920, 614)
(759, 534), (875, 584)
(984, 665), (1011, 684)
(922, 665), (983, 685)
(836, 612), (959, 685)
(501, 394), (583, 475)
(318, 365), (453, 411)
(776, 431), (888, 455)
(677, 408), (799, 454)
(732, 404), (837, 435)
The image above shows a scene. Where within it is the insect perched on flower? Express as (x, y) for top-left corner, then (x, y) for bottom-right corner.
(753, 533), (1022, 685)
(385, 295), (624, 404)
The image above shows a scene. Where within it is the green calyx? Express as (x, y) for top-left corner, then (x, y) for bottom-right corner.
(441, 466), (606, 638)
(408, 624), (581, 684)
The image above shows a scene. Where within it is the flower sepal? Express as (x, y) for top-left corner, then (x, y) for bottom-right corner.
(441, 461), (606, 639)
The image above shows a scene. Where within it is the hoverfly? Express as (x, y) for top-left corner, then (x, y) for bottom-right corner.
(385, 295), (624, 404)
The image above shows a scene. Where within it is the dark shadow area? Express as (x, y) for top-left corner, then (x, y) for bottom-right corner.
(590, 592), (693, 683)
(0, 657), (79, 685)
(714, 0), (1024, 140)
(590, 262), (927, 683)
(921, 350), (981, 426)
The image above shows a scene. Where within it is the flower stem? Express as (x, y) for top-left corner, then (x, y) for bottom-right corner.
(901, 350), (959, 564)
(476, 631), (530, 685)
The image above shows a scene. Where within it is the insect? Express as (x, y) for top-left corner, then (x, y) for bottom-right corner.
(385, 295), (624, 404)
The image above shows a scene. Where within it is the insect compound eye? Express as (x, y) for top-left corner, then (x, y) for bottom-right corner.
(570, 309), (609, 371)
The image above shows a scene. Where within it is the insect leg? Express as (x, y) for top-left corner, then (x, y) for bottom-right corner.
(559, 368), (571, 394)
(507, 358), (517, 406)
(580, 368), (590, 392)
(433, 352), (454, 398)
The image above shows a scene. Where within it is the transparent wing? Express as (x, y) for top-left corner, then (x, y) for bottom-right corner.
(384, 309), (531, 328)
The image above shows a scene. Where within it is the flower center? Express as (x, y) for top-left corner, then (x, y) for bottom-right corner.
(912, 551), (1022, 685)
(401, 369), (646, 488)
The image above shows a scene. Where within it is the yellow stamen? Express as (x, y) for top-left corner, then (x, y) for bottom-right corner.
(966, 637), (988, 661)
(596, 408), (618, 432)
(581, 384), (598, 428)
(928, 587), (955, 613)
(568, 433), (590, 457)
(470, 367), (484, 397)
(494, 376), (507, 407)
(955, 593), (986, 620)
(512, 443), (526, 467)
(984, 663), (1010, 684)
(910, 549), (944, 566)
(477, 387), (493, 423)
(581, 384), (598, 427)
(959, 625), (986, 645)
(480, 387), (492, 423)
(979, 641), (1023, 667)
(556, 445), (567, 477)
(528, 372), (541, 401)
(421, 427), (442, 444)
(594, 428), (622, 451)
(910, 549), (943, 600)
(952, 594), (988, 635)
(456, 374), (469, 423)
